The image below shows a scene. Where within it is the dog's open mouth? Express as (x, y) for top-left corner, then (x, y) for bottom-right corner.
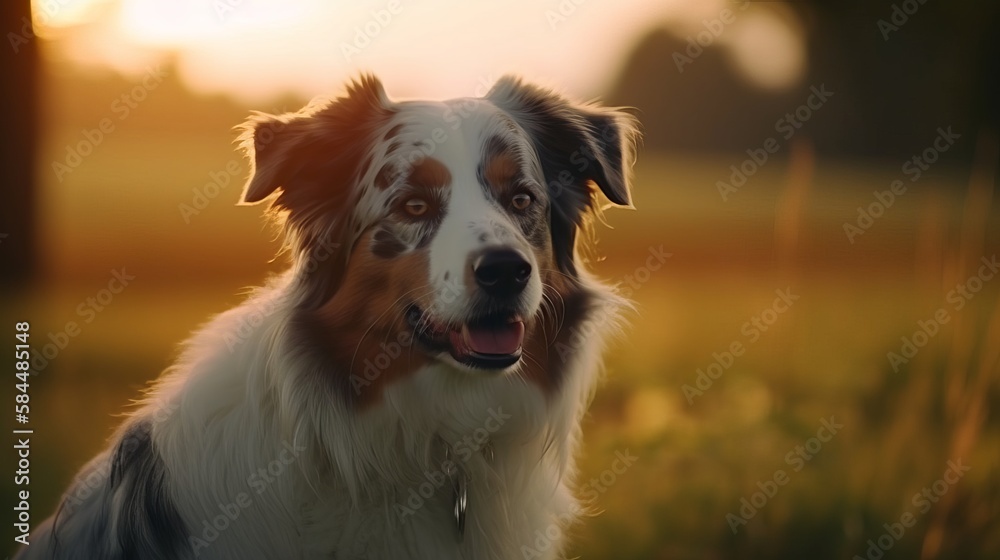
(407, 305), (524, 369)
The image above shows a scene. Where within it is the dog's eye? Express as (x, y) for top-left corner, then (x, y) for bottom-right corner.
(404, 198), (429, 217)
(511, 193), (533, 211)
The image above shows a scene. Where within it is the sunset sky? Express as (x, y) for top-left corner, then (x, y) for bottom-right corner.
(34, 0), (805, 102)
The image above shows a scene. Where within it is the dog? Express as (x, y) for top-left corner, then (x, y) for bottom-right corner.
(17, 75), (639, 560)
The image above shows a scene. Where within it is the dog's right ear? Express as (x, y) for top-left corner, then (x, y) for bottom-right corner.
(236, 75), (396, 218)
(237, 112), (304, 206)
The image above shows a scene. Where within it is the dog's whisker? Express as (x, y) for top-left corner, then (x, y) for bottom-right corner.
(347, 285), (436, 375)
(541, 282), (568, 337)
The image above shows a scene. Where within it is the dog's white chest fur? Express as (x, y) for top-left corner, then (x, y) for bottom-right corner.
(147, 290), (593, 560)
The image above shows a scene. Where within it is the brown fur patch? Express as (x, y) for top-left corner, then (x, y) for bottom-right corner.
(304, 229), (434, 408)
(482, 149), (521, 191)
(297, 227), (592, 403)
(519, 265), (593, 395)
(407, 157), (451, 189)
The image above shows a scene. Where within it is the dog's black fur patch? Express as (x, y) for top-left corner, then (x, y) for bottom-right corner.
(488, 77), (636, 277)
(108, 420), (188, 559)
(20, 420), (188, 560)
(371, 227), (408, 258)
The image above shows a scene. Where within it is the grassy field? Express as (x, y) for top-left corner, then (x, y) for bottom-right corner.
(3, 128), (999, 558)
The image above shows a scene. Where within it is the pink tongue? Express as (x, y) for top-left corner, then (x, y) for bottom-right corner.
(450, 321), (525, 355)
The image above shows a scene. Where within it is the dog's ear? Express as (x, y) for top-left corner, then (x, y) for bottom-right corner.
(237, 75), (395, 219)
(237, 112), (304, 206)
(237, 75), (396, 306)
(487, 76), (640, 275)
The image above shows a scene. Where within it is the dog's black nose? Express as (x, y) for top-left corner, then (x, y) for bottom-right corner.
(474, 249), (531, 298)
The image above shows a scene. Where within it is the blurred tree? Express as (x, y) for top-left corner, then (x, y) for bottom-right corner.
(0, 0), (38, 286)
(609, 0), (1000, 164)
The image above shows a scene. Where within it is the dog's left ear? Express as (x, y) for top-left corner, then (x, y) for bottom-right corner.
(236, 75), (394, 218)
(487, 76), (640, 275)
(235, 76), (396, 306)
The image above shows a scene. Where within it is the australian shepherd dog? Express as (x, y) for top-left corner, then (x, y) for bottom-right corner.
(17, 75), (640, 560)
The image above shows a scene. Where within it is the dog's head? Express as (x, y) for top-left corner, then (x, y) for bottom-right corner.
(239, 75), (638, 403)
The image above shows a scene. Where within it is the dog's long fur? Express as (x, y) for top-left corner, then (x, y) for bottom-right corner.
(17, 75), (639, 560)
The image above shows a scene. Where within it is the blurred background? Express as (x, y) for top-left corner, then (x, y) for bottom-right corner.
(2, 0), (999, 558)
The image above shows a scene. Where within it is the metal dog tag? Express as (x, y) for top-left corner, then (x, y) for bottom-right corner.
(452, 470), (467, 542)
(443, 444), (467, 542)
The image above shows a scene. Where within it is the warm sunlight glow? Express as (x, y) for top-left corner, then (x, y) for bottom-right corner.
(724, 7), (806, 91)
(117, 0), (308, 45)
(31, 0), (108, 36)
(39, 0), (807, 102)
(663, 1), (806, 92)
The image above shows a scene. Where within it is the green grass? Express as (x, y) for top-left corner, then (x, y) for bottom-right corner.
(4, 137), (999, 558)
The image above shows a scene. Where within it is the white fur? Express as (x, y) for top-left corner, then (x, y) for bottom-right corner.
(137, 269), (615, 559)
(17, 76), (636, 560)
